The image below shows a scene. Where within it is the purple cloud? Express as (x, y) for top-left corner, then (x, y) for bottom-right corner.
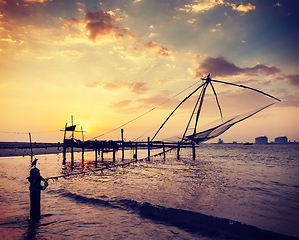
(281, 74), (299, 87)
(192, 56), (281, 79)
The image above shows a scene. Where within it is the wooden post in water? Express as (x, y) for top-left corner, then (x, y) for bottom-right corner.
(101, 147), (104, 162)
(134, 142), (138, 161)
(147, 137), (151, 161)
(63, 145), (67, 164)
(121, 129), (124, 161)
(162, 142), (166, 160)
(28, 132), (33, 161)
(177, 141), (180, 160)
(71, 146), (74, 165)
(192, 141), (196, 160)
(71, 116), (74, 165)
(113, 144), (116, 163)
(95, 148), (97, 162)
(82, 146), (85, 160)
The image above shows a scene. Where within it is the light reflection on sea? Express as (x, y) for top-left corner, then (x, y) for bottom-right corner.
(0, 144), (298, 239)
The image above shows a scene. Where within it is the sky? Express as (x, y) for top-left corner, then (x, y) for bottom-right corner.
(0, 0), (298, 143)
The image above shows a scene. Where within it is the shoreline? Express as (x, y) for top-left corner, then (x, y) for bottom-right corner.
(0, 147), (84, 157)
(0, 142), (85, 157)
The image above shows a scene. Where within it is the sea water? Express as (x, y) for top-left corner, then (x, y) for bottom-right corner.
(0, 144), (298, 239)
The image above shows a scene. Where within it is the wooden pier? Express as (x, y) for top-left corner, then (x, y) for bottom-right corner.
(61, 116), (197, 164)
(62, 136), (197, 164)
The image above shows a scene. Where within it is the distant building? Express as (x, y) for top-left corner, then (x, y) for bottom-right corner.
(275, 136), (288, 144)
(255, 136), (268, 144)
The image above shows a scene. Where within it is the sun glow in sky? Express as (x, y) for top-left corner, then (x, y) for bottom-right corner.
(0, 0), (298, 143)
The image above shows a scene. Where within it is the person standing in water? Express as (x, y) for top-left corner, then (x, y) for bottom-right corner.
(27, 167), (48, 220)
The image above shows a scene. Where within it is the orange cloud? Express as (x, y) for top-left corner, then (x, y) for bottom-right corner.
(64, 10), (173, 57)
(179, 0), (256, 15)
(62, 10), (135, 42)
(142, 41), (173, 57)
(156, 78), (171, 86)
(85, 80), (150, 94)
(230, 3), (256, 14)
(24, 0), (51, 2)
(187, 18), (196, 23)
(274, 3), (283, 7)
(85, 81), (102, 88)
(109, 95), (180, 114)
(179, 0), (224, 13)
(83, 11), (132, 41)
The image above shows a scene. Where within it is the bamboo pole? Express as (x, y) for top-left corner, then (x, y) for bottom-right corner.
(28, 132), (33, 161)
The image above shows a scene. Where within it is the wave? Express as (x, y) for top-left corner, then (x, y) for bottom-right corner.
(61, 191), (298, 240)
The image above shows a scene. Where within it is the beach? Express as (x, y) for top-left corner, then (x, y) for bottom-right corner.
(0, 142), (83, 157)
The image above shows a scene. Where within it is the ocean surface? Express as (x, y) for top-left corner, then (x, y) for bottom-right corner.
(0, 144), (298, 239)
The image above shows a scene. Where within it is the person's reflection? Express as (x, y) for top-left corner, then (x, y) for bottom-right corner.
(23, 219), (39, 240)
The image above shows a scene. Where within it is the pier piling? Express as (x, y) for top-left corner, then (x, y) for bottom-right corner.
(147, 137), (151, 161)
(95, 148), (97, 162)
(177, 141), (181, 160)
(192, 141), (196, 160)
(121, 129), (124, 160)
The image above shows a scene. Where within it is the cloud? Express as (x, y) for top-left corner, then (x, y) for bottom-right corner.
(190, 55), (281, 79)
(279, 74), (299, 87)
(230, 3), (256, 14)
(178, 0), (256, 15)
(179, 0), (225, 13)
(24, 0), (51, 2)
(0, 0), (49, 23)
(187, 19), (196, 24)
(155, 78), (171, 86)
(142, 41), (173, 57)
(62, 10), (136, 42)
(245, 64), (280, 77)
(144, 64), (157, 73)
(85, 79), (150, 94)
(85, 81), (102, 88)
(64, 11), (173, 58)
(109, 95), (180, 114)
(109, 100), (133, 112)
(83, 11), (134, 41)
(149, 32), (158, 37)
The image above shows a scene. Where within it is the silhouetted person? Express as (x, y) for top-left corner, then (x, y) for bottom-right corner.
(27, 168), (48, 220)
